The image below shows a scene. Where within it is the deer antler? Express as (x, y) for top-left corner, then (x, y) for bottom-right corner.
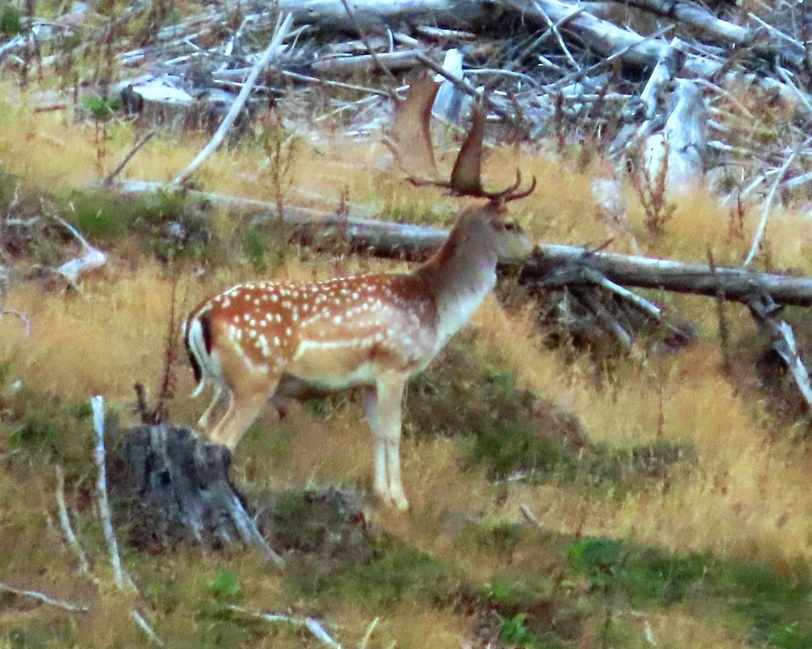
(386, 74), (442, 182)
(386, 73), (536, 201)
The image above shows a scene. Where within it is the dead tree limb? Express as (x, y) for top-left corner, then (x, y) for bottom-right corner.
(747, 293), (812, 413)
(520, 246), (812, 308)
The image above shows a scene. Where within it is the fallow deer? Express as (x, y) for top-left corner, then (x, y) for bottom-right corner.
(183, 76), (535, 510)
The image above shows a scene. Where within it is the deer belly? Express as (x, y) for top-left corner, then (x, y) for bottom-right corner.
(285, 340), (399, 390)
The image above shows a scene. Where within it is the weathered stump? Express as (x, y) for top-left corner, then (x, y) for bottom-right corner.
(112, 424), (284, 565)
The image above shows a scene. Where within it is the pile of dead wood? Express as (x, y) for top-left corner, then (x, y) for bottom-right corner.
(2, 0), (809, 203)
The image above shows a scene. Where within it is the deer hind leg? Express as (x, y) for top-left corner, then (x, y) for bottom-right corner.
(363, 373), (409, 511)
(208, 373), (281, 450)
(197, 382), (228, 431)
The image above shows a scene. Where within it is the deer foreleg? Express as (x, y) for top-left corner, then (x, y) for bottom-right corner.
(364, 374), (409, 511)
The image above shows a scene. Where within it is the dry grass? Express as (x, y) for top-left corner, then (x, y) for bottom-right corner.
(3, 83), (812, 648)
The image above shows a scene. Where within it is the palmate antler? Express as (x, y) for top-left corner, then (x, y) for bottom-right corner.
(385, 74), (536, 203)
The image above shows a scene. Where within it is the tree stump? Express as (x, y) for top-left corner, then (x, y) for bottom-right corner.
(112, 424), (284, 565)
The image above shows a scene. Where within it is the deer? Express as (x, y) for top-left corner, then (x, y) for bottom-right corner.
(182, 75), (536, 511)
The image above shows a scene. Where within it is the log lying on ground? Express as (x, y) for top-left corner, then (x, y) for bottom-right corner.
(521, 246), (812, 308)
(110, 180), (812, 307)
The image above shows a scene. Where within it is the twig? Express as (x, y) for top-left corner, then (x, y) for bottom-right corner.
(339, 0), (398, 85)
(532, 0), (579, 69)
(102, 130), (156, 186)
(54, 464), (97, 583)
(91, 395), (133, 590)
(1, 308), (32, 336)
(743, 136), (811, 267)
(280, 69), (395, 96)
(359, 617), (380, 649)
(171, 12), (293, 186)
(305, 618), (342, 649)
(228, 606), (342, 648)
(0, 582), (90, 612)
(520, 504), (544, 528)
(131, 609), (165, 647)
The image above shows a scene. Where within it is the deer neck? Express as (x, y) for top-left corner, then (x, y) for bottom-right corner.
(414, 222), (498, 348)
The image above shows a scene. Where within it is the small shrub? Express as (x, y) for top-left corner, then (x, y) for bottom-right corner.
(286, 535), (461, 608)
(67, 189), (212, 261)
(82, 94), (123, 121)
(467, 421), (571, 479)
(567, 536), (812, 644)
(0, 4), (21, 35)
(243, 226), (266, 272)
(207, 570), (242, 602)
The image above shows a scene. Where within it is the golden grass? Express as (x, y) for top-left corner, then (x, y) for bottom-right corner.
(4, 82), (812, 648)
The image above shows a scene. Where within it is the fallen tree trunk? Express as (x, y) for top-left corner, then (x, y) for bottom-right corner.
(520, 246), (812, 307)
(275, 0), (504, 34)
(110, 180), (812, 307)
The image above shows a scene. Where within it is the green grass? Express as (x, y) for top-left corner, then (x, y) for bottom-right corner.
(567, 536), (812, 647)
(285, 535), (462, 608)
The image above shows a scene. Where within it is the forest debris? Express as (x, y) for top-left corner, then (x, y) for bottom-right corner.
(642, 79), (707, 196)
(227, 606), (343, 649)
(431, 48), (470, 123)
(747, 293), (812, 413)
(54, 464), (97, 583)
(743, 136), (811, 267)
(92, 395), (134, 591)
(172, 12), (294, 187)
(53, 215), (107, 288)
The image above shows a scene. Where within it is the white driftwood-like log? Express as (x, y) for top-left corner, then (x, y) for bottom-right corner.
(642, 79), (707, 195)
(312, 49), (426, 75)
(275, 0), (496, 33)
(617, 0), (806, 72)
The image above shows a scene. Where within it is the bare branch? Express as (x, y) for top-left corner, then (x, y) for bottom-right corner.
(0, 582), (90, 613)
(54, 465), (97, 583)
(91, 395), (134, 591)
(172, 13), (293, 186)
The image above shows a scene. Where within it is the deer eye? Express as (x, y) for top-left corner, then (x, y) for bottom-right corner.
(503, 221), (520, 232)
